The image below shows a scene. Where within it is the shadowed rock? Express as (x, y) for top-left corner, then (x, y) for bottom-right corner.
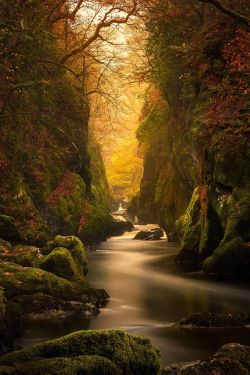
(162, 343), (250, 375)
(0, 330), (160, 375)
(179, 312), (250, 330)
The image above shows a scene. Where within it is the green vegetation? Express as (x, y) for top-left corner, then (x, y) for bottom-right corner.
(0, 0), (110, 246)
(133, 0), (250, 273)
(0, 330), (161, 375)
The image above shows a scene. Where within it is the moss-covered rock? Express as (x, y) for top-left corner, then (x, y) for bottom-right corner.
(46, 235), (88, 276)
(1, 246), (41, 268)
(108, 215), (133, 237)
(179, 312), (250, 329)
(175, 188), (202, 264)
(162, 343), (250, 375)
(203, 237), (250, 274)
(0, 330), (161, 375)
(133, 93), (196, 233)
(0, 262), (86, 302)
(0, 2), (112, 246)
(79, 204), (112, 245)
(14, 356), (118, 375)
(40, 247), (84, 281)
(176, 153), (250, 274)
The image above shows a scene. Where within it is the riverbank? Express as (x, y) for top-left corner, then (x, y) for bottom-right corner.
(15, 230), (250, 366)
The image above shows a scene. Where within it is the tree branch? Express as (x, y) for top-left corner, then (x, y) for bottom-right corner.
(59, 0), (137, 65)
(197, 0), (250, 27)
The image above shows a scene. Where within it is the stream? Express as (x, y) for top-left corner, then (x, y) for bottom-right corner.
(18, 226), (250, 366)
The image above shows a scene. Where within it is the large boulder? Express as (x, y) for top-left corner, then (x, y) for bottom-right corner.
(133, 230), (151, 240)
(203, 237), (250, 275)
(179, 312), (250, 330)
(40, 248), (84, 282)
(108, 215), (134, 236)
(162, 343), (250, 375)
(133, 228), (164, 241)
(176, 155), (250, 275)
(0, 261), (86, 302)
(0, 235), (108, 319)
(46, 235), (88, 276)
(0, 330), (160, 375)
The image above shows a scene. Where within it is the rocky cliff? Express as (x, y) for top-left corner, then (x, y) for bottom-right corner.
(0, 1), (110, 246)
(129, 90), (196, 237)
(132, 1), (250, 274)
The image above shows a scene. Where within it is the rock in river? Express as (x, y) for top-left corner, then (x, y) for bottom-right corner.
(162, 343), (250, 375)
(0, 330), (160, 375)
(179, 312), (250, 330)
(133, 227), (164, 241)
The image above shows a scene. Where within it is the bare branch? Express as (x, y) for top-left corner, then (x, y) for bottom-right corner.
(59, 0), (138, 65)
(197, 0), (250, 27)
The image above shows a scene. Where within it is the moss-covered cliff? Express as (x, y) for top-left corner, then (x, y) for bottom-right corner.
(133, 1), (250, 274)
(0, 1), (110, 245)
(130, 90), (196, 235)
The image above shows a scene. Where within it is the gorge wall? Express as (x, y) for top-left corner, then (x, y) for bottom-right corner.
(0, 1), (110, 246)
(132, 0), (250, 274)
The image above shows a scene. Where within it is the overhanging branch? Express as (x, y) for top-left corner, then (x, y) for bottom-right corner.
(197, 0), (250, 27)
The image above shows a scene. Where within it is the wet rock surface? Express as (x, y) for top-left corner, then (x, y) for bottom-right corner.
(179, 312), (250, 330)
(161, 343), (250, 375)
(133, 227), (164, 241)
(0, 330), (160, 375)
(0, 235), (109, 353)
(108, 215), (134, 236)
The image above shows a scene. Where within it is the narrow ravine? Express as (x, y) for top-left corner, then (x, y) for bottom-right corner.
(18, 227), (250, 366)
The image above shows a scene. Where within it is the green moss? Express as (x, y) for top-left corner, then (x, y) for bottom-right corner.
(176, 188), (202, 257)
(0, 330), (160, 375)
(49, 173), (87, 235)
(40, 247), (84, 282)
(47, 235), (88, 276)
(136, 104), (169, 143)
(79, 204), (112, 244)
(203, 237), (250, 274)
(0, 262), (86, 301)
(15, 356), (118, 375)
(9, 246), (41, 268)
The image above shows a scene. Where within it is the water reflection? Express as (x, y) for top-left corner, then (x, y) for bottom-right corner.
(18, 232), (250, 366)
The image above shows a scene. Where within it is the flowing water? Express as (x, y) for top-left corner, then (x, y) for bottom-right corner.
(18, 226), (250, 366)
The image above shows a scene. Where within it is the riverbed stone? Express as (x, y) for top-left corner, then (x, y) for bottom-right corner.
(133, 228), (164, 241)
(39, 247), (84, 282)
(179, 312), (250, 329)
(108, 215), (134, 236)
(161, 343), (250, 374)
(0, 261), (86, 302)
(46, 235), (88, 276)
(0, 330), (161, 375)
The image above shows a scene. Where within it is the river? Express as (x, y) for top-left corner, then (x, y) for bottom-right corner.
(18, 227), (250, 366)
